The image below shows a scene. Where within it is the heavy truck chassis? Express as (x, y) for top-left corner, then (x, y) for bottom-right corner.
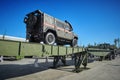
(24, 10), (78, 46)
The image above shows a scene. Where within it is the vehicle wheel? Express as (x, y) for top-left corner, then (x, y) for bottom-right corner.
(27, 15), (37, 27)
(45, 32), (56, 45)
(71, 38), (78, 47)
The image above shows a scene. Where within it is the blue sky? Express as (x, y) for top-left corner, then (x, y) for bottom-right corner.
(0, 0), (120, 46)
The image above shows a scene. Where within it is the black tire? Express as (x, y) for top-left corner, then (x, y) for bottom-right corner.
(27, 15), (37, 27)
(71, 38), (78, 47)
(45, 32), (56, 45)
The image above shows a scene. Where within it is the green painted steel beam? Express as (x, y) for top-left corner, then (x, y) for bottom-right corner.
(88, 48), (111, 56)
(88, 52), (110, 56)
(20, 42), (43, 56)
(0, 40), (85, 57)
(0, 40), (19, 56)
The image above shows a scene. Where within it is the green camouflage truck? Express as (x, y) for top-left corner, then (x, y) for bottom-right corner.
(24, 10), (78, 46)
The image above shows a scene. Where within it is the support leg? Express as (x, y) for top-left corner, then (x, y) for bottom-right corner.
(74, 52), (88, 72)
(61, 56), (66, 66)
(45, 56), (49, 63)
(53, 56), (59, 68)
(74, 53), (82, 72)
(0, 56), (3, 62)
(34, 57), (39, 67)
(82, 54), (88, 69)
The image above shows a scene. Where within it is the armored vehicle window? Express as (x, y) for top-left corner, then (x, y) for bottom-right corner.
(65, 25), (70, 31)
(56, 20), (64, 28)
(44, 14), (54, 25)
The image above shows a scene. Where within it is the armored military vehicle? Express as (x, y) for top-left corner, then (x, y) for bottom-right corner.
(24, 10), (78, 46)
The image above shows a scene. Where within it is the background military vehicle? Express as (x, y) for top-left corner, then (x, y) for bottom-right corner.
(24, 10), (78, 46)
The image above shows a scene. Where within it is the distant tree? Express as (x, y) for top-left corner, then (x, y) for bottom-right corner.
(114, 38), (120, 48)
(83, 45), (85, 48)
(118, 38), (120, 48)
(94, 42), (97, 46)
(114, 39), (117, 47)
(3, 29), (6, 40)
(88, 43), (91, 47)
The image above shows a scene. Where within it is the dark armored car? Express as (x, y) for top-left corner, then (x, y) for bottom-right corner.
(24, 10), (78, 46)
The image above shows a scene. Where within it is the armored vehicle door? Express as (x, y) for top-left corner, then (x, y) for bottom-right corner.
(55, 19), (65, 38)
(65, 24), (73, 40)
(44, 13), (55, 31)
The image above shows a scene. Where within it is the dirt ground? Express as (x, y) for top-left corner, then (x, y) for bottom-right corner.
(0, 56), (120, 80)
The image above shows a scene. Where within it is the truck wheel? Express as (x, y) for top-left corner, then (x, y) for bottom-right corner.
(45, 32), (56, 45)
(27, 15), (37, 27)
(71, 38), (78, 47)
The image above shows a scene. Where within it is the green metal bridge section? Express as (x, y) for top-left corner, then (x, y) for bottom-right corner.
(88, 48), (111, 56)
(0, 40), (112, 72)
(0, 40), (84, 57)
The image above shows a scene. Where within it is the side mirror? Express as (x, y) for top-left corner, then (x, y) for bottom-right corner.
(65, 20), (73, 31)
(70, 28), (73, 31)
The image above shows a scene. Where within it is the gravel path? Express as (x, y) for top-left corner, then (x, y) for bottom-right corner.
(0, 56), (120, 80)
